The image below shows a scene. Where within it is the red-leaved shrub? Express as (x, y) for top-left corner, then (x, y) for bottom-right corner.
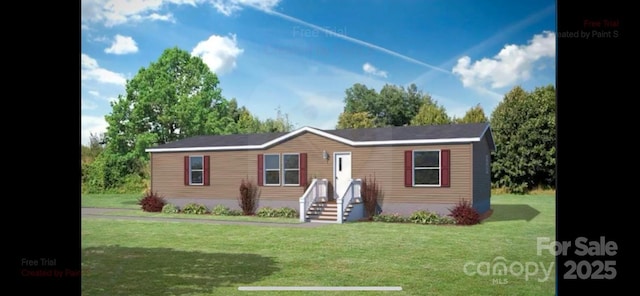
(449, 199), (480, 225)
(238, 179), (259, 215)
(138, 190), (166, 212)
(361, 175), (381, 218)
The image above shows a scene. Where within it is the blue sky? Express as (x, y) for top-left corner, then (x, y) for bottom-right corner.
(81, 0), (556, 145)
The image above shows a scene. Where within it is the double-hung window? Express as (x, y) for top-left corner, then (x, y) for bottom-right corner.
(413, 150), (440, 186)
(264, 154), (280, 185)
(283, 154), (300, 186)
(189, 156), (204, 185)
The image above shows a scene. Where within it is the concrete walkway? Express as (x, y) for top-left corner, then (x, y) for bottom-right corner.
(81, 207), (330, 227)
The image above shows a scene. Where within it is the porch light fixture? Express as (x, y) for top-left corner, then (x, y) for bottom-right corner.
(322, 150), (329, 160)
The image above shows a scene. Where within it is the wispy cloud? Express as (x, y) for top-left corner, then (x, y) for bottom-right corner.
(362, 62), (388, 78)
(81, 53), (127, 85)
(211, 0), (281, 16)
(452, 31), (555, 89)
(191, 33), (244, 74)
(228, 4), (449, 73)
(81, 0), (196, 27)
(105, 35), (139, 55)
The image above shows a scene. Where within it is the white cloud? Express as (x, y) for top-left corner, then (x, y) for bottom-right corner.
(211, 0), (281, 16)
(452, 31), (555, 89)
(191, 34), (244, 74)
(81, 0), (195, 27)
(105, 35), (139, 54)
(362, 62), (388, 78)
(81, 115), (109, 145)
(81, 53), (127, 85)
(89, 90), (101, 97)
(147, 12), (175, 22)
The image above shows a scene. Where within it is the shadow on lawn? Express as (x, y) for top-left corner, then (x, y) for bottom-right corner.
(82, 246), (279, 294)
(485, 204), (541, 222)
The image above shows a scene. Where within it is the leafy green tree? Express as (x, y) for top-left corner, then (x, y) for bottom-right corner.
(338, 83), (432, 128)
(455, 104), (488, 123)
(105, 47), (226, 160)
(490, 85), (556, 193)
(336, 112), (375, 129)
(410, 101), (451, 125)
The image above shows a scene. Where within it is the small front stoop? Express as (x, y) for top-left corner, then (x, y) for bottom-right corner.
(306, 201), (354, 223)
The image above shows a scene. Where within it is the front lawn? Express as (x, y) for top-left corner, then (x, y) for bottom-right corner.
(82, 194), (555, 295)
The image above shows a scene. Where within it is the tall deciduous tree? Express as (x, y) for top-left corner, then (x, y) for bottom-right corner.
(105, 47), (226, 160)
(490, 84), (556, 193)
(455, 104), (488, 123)
(336, 112), (375, 129)
(410, 101), (451, 125)
(338, 83), (432, 128)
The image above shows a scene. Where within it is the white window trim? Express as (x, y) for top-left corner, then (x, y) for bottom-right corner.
(264, 154), (281, 186)
(412, 150), (441, 187)
(189, 155), (204, 186)
(282, 153), (300, 186)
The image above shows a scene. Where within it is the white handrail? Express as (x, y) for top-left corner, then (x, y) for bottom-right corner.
(336, 179), (362, 223)
(299, 178), (328, 222)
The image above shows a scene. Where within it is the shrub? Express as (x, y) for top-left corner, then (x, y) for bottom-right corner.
(211, 204), (230, 216)
(256, 207), (278, 217)
(361, 175), (381, 218)
(182, 203), (208, 215)
(373, 213), (407, 223)
(227, 209), (243, 216)
(276, 207), (298, 218)
(161, 203), (179, 214)
(409, 210), (442, 224)
(256, 207), (297, 218)
(449, 199), (481, 225)
(238, 179), (259, 215)
(438, 216), (457, 225)
(138, 191), (166, 212)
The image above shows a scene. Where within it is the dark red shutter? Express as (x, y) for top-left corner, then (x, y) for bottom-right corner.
(257, 154), (264, 186)
(404, 150), (413, 187)
(299, 153), (307, 187)
(441, 149), (450, 187)
(184, 156), (189, 186)
(203, 155), (210, 186)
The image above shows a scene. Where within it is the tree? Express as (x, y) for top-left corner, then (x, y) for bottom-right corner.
(490, 85), (556, 193)
(455, 104), (488, 123)
(258, 106), (294, 133)
(410, 101), (451, 125)
(81, 132), (105, 164)
(336, 112), (375, 129)
(105, 47), (226, 160)
(338, 83), (432, 128)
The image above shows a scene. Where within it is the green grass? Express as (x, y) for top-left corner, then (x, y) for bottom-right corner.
(82, 193), (142, 209)
(96, 210), (302, 224)
(82, 194), (555, 295)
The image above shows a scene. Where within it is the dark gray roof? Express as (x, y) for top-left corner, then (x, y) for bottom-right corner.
(148, 122), (491, 150)
(151, 131), (288, 149)
(324, 123), (489, 141)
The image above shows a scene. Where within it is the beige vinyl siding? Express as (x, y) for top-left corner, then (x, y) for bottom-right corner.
(352, 144), (472, 204)
(151, 132), (474, 204)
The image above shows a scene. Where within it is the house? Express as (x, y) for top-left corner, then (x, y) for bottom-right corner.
(145, 122), (495, 223)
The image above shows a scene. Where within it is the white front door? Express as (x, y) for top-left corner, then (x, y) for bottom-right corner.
(334, 152), (352, 199)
